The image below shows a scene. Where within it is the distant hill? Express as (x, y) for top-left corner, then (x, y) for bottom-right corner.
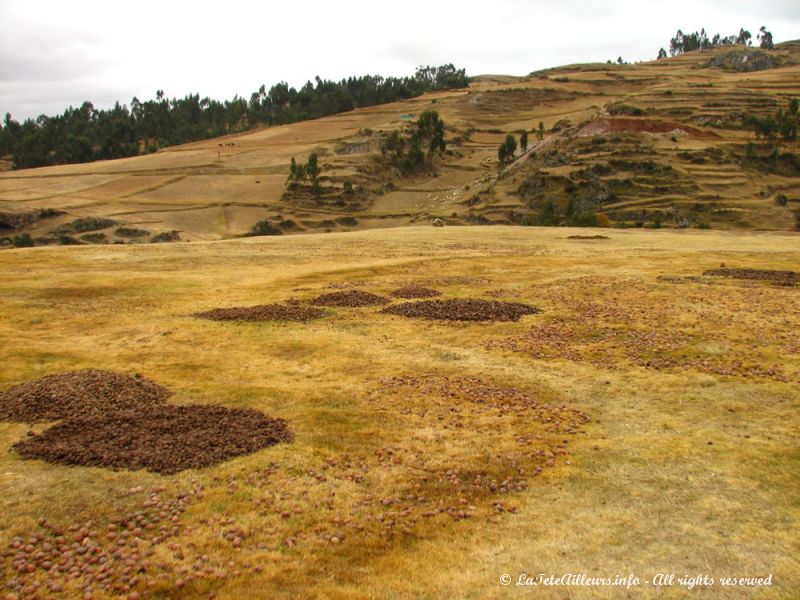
(1, 41), (799, 247)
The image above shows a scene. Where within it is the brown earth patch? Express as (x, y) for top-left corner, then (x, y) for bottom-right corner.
(577, 117), (718, 138)
(702, 268), (800, 286)
(13, 405), (293, 474)
(195, 303), (326, 322)
(0, 369), (171, 423)
(310, 290), (391, 307)
(381, 299), (540, 322)
(389, 285), (442, 299)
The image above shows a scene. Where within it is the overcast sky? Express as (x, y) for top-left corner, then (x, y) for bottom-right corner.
(1, 0), (799, 121)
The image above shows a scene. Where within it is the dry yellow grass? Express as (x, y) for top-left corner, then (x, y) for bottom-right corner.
(0, 226), (798, 599)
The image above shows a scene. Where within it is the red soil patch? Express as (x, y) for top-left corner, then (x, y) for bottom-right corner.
(14, 405), (293, 474)
(0, 369), (171, 423)
(578, 117), (718, 138)
(381, 299), (541, 322)
(195, 303), (325, 322)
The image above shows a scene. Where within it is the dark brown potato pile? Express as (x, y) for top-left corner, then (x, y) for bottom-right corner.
(195, 303), (326, 322)
(390, 286), (443, 299)
(13, 405), (293, 474)
(310, 290), (391, 307)
(0, 369), (171, 423)
(381, 299), (541, 322)
(702, 268), (799, 286)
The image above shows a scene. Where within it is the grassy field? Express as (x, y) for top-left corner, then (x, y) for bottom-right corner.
(2, 42), (800, 245)
(1, 226), (798, 598)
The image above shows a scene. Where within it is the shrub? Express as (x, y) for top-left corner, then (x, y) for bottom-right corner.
(81, 233), (108, 244)
(248, 220), (282, 236)
(150, 230), (181, 243)
(54, 217), (116, 234)
(115, 227), (150, 238)
(13, 233), (34, 247)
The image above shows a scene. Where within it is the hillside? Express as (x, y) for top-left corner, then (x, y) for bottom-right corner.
(1, 41), (800, 245)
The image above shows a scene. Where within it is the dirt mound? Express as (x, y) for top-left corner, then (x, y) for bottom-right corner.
(195, 303), (326, 322)
(577, 117), (717, 138)
(381, 299), (541, 322)
(703, 268), (799, 286)
(0, 369), (171, 423)
(14, 405), (293, 474)
(390, 285), (442, 299)
(311, 290), (391, 307)
(567, 234), (609, 240)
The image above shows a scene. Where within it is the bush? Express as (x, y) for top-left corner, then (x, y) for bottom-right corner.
(150, 230), (181, 243)
(775, 194), (788, 206)
(54, 217), (116, 234)
(248, 220), (282, 236)
(13, 233), (34, 247)
(114, 227), (150, 238)
(81, 232), (108, 244)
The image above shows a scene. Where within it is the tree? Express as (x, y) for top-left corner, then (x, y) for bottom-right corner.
(498, 143), (507, 165)
(736, 28), (752, 45)
(307, 152), (320, 179)
(504, 134), (517, 159)
(790, 98), (799, 116)
(0, 63), (470, 171)
(311, 177), (322, 199)
(415, 110), (446, 156)
(657, 48), (667, 60)
(537, 201), (558, 226)
(538, 121), (545, 140)
(758, 26), (774, 49)
(289, 157), (297, 180)
(498, 134), (517, 165)
(520, 130), (528, 153)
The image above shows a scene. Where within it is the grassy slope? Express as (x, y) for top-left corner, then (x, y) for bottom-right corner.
(1, 226), (798, 598)
(1, 42), (800, 243)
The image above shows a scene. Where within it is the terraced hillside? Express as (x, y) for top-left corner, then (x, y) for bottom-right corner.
(1, 42), (799, 245)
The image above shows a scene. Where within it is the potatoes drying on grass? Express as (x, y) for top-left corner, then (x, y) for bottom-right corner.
(0, 369), (171, 423)
(195, 303), (326, 322)
(310, 290), (391, 307)
(13, 405), (293, 474)
(381, 299), (541, 322)
(390, 285), (442, 299)
(703, 268), (799, 286)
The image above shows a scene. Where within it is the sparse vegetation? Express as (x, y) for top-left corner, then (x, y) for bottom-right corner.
(381, 110), (447, 175)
